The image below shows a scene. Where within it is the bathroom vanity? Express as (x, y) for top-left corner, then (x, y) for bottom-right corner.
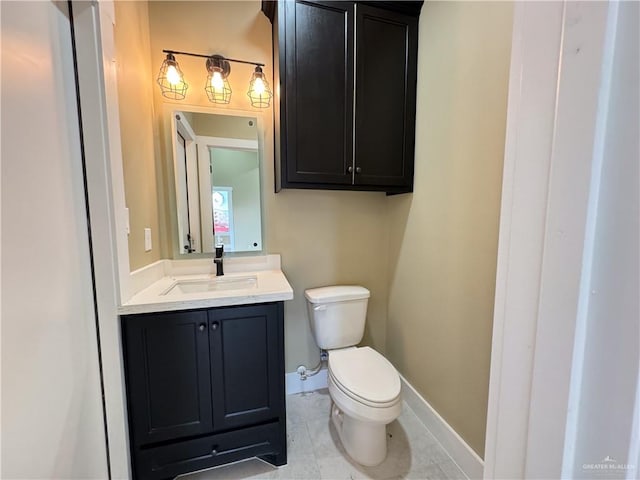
(119, 256), (292, 480)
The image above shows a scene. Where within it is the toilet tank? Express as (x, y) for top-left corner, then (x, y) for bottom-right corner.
(304, 286), (370, 350)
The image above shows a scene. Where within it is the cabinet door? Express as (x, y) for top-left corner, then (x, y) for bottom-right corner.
(354, 4), (418, 188)
(284, 0), (354, 186)
(123, 311), (213, 445)
(209, 304), (282, 431)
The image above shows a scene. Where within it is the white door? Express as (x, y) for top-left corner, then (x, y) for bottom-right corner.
(1, 2), (109, 478)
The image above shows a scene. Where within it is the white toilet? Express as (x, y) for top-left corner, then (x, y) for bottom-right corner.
(305, 285), (402, 466)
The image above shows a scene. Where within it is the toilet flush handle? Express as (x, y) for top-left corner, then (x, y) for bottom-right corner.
(313, 305), (327, 311)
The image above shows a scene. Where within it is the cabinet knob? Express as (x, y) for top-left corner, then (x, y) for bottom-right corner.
(347, 166), (353, 174)
(211, 446), (218, 455)
(211, 321), (219, 330)
(199, 323), (206, 332)
(355, 166), (362, 174)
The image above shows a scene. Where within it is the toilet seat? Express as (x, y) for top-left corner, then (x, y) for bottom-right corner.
(328, 347), (401, 408)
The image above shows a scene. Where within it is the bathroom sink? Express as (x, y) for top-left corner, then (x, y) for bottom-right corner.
(161, 275), (258, 296)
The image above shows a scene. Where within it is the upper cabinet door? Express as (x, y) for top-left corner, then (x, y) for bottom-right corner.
(354, 4), (418, 189)
(284, 1), (354, 185)
(123, 311), (213, 446)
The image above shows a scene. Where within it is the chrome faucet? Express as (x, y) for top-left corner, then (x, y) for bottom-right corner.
(214, 245), (224, 276)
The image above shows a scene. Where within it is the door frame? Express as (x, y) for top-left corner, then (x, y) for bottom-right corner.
(70, 2), (133, 478)
(172, 112), (200, 253)
(483, 1), (625, 478)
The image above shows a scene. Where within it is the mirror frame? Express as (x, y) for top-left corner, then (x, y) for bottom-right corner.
(162, 104), (267, 259)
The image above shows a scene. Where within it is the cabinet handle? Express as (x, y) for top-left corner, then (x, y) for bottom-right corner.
(347, 166), (353, 174)
(199, 323), (206, 332)
(211, 321), (219, 330)
(211, 446), (218, 455)
(355, 166), (362, 174)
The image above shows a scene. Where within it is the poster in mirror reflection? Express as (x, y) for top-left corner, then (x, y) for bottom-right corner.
(212, 187), (234, 251)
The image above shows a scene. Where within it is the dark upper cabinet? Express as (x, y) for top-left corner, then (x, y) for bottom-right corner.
(122, 302), (286, 480)
(283, 1), (353, 186)
(265, 0), (422, 194)
(354, 5), (418, 188)
(123, 310), (213, 445)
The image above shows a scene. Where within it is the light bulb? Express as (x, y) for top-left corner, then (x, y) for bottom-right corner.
(247, 66), (272, 108)
(211, 71), (224, 90)
(253, 77), (265, 95)
(166, 64), (181, 85)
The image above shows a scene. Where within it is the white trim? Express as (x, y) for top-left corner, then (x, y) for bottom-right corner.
(485, 2), (620, 479)
(173, 113), (201, 253)
(483, 3), (565, 478)
(175, 111), (197, 142)
(520, 2), (612, 477)
(400, 375), (482, 480)
(285, 369), (328, 395)
(198, 141), (215, 253)
(71, 2), (132, 478)
(561, 1), (620, 474)
(197, 135), (259, 151)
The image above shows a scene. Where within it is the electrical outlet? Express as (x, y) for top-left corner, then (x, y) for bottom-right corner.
(144, 228), (152, 251)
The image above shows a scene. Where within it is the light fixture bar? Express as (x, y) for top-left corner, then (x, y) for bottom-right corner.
(162, 49), (264, 67)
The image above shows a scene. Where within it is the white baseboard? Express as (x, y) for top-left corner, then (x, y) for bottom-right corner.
(400, 374), (484, 479)
(285, 368), (328, 395)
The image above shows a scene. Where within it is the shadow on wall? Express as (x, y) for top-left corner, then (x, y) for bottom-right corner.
(267, 188), (391, 371)
(385, 193), (414, 285)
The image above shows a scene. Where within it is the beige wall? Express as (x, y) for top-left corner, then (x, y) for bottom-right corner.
(268, 189), (390, 371)
(114, 1), (163, 271)
(386, 2), (513, 458)
(192, 113), (258, 140)
(145, 1), (390, 371)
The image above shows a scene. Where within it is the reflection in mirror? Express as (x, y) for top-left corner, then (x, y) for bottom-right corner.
(171, 111), (262, 255)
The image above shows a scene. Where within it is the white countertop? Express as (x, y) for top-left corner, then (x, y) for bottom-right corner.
(119, 255), (293, 315)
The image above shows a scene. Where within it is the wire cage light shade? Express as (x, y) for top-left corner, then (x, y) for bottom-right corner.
(247, 66), (272, 108)
(157, 50), (269, 107)
(157, 53), (188, 100)
(205, 56), (232, 104)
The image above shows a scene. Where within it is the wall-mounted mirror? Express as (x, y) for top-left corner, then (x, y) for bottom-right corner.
(170, 110), (263, 255)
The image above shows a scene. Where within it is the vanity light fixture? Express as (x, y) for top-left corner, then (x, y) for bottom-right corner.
(205, 55), (232, 104)
(157, 53), (188, 100)
(158, 49), (271, 108)
(247, 66), (273, 108)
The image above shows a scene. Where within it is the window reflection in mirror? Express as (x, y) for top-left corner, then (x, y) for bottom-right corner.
(171, 111), (262, 255)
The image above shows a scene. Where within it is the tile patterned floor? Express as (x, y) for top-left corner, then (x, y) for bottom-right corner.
(179, 389), (467, 480)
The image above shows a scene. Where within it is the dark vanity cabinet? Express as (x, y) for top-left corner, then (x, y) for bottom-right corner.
(122, 303), (286, 480)
(263, 0), (422, 194)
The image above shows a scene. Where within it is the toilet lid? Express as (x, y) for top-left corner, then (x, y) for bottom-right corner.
(328, 347), (401, 405)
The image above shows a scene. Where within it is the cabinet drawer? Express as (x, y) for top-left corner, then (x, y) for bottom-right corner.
(135, 423), (281, 480)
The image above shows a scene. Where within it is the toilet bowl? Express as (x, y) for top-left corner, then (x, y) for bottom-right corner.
(304, 286), (402, 466)
(327, 346), (402, 466)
